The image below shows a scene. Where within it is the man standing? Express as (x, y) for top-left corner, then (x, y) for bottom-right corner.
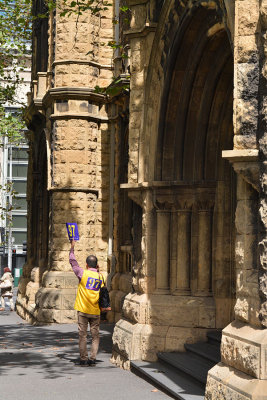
(69, 239), (103, 367)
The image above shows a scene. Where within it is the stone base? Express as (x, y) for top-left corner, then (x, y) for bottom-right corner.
(111, 317), (213, 367)
(16, 296), (39, 325)
(107, 273), (132, 323)
(221, 321), (267, 379)
(205, 363), (267, 400)
(111, 292), (217, 366)
(16, 270), (79, 324)
(205, 320), (267, 400)
(121, 292), (216, 327)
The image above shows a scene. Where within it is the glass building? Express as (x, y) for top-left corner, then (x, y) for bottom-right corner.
(0, 120), (28, 279)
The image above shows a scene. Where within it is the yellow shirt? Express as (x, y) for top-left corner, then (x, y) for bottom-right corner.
(74, 269), (104, 315)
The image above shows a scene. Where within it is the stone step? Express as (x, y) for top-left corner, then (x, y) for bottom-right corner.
(158, 352), (214, 385)
(207, 330), (222, 345)
(184, 342), (221, 364)
(131, 360), (205, 400)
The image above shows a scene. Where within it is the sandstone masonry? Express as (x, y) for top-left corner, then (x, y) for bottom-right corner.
(19, 1), (267, 398)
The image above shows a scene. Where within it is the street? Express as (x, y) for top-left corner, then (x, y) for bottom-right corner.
(0, 308), (170, 400)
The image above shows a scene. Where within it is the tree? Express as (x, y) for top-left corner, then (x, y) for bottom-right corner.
(0, 0), (32, 137)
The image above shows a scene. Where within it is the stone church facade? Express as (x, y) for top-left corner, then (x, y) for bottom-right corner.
(16, 0), (267, 398)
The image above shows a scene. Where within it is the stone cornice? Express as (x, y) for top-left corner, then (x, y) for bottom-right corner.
(43, 87), (107, 106)
(25, 87), (108, 127)
(120, 181), (217, 190)
(124, 22), (157, 38)
(24, 100), (46, 130)
(222, 149), (259, 162)
(53, 59), (113, 71)
(50, 112), (109, 122)
(222, 149), (259, 191)
(48, 186), (99, 197)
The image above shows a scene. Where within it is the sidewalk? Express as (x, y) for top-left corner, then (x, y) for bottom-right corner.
(0, 309), (170, 400)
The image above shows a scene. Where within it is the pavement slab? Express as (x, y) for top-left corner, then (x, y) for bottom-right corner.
(0, 310), (171, 400)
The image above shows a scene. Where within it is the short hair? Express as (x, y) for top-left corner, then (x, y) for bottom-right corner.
(86, 255), (98, 268)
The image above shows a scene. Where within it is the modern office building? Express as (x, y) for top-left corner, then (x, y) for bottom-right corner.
(0, 56), (31, 280)
(0, 128), (28, 274)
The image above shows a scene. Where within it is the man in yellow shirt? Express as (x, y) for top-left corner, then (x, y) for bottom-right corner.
(69, 240), (103, 367)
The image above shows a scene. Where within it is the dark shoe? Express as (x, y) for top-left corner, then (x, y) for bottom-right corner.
(87, 359), (96, 367)
(75, 359), (88, 367)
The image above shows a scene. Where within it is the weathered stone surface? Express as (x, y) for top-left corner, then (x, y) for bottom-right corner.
(42, 271), (78, 289)
(21, 1), (267, 400)
(234, 97), (258, 137)
(206, 363), (267, 400)
(165, 327), (208, 352)
(221, 335), (260, 377)
(221, 321), (267, 379)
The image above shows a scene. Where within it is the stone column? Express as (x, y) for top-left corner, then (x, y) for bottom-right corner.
(176, 209), (191, 293)
(156, 210), (170, 291)
(206, 149), (264, 398)
(197, 205), (213, 295)
(17, 3), (114, 324)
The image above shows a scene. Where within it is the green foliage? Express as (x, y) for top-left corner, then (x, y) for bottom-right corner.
(0, 0), (31, 146)
(119, 5), (129, 13)
(0, 0), (31, 103)
(37, 0), (112, 18)
(0, 0), (31, 234)
(0, 182), (18, 223)
(0, 108), (25, 146)
(94, 75), (130, 97)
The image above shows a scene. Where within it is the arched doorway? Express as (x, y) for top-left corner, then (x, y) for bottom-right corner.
(154, 5), (235, 328)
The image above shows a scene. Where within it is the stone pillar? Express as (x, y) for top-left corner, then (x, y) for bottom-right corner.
(17, 2), (114, 323)
(156, 210), (170, 291)
(206, 151), (265, 398)
(197, 206), (213, 295)
(176, 209), (191, 293)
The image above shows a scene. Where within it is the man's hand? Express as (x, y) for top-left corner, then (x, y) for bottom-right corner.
(70, 239), (75, 250)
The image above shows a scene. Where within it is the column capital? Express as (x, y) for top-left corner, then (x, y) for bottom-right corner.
(174, 200), (193, 212)
(196, 200), (214, 212)
(222, 149), (259, 192)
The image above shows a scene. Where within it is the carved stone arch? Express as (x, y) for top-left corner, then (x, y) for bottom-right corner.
(157, 12), (233, 182)
(143, 2), (235, 326)
(139, 0), (233, 182)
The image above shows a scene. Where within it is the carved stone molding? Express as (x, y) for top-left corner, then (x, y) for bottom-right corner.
(222, 149), (259, 191)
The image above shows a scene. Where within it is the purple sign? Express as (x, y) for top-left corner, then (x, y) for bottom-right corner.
(66, 223), (79, 241)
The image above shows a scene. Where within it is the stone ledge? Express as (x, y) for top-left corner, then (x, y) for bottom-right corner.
(221, 320), (267, 379)
(112, 319), (212, 364)
(122, 292), (216, 328)
(53, 59), (113, 70)
(222, 149), (259, 162)
(222, 149), (259, 191)
(50, 112), (109, 122)
(205, 363), (267, 400)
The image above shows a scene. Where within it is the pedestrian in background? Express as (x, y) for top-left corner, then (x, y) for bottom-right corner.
(0, 267), (14, 311)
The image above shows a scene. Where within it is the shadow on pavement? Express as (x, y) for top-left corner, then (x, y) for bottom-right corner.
(0, 316), (115, 379)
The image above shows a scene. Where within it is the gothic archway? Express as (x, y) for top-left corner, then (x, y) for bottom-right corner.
(154, 5), (235, 328)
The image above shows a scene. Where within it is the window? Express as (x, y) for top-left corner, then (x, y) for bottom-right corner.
(8, 164), (28, 178)
(12, 215), (27, 229)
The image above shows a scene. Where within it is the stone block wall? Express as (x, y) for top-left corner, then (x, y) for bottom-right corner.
(17, 1), (114, 323)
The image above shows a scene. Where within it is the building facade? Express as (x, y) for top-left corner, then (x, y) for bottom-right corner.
(0, 53), (31, 279)
(0, 133), (28, 277)
(17, 0), (267, 398)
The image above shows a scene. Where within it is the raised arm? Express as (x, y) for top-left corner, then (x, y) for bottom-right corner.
(69, 240), (83, 281)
